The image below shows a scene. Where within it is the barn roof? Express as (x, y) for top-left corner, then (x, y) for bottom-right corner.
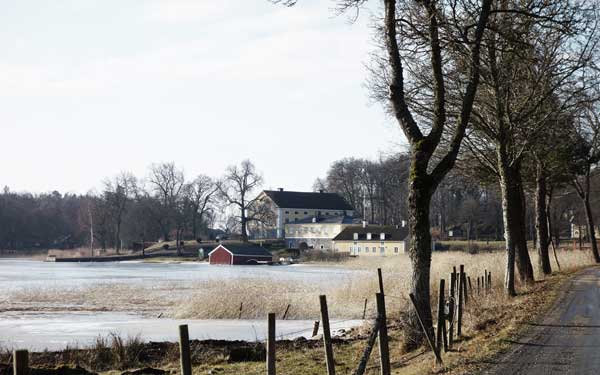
(333, 225), (409, 242)
(263, 190), (354, 210)
(214, 243), (273, 257)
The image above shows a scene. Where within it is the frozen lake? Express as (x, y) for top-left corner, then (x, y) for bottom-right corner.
(0, 259), (365, 351)
(0, 311), (363, 351)
(0, 258), (359, 289)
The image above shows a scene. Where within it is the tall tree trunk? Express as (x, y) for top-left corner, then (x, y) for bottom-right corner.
(534, 162), (551, 275)
(514, 167), (535, 282)
(499, 168), (517, 296)
(241, 214), (248, 243)
(499, 160), (534, 295)
(583, 195), (600, 262)
(404, 161), (434, 351)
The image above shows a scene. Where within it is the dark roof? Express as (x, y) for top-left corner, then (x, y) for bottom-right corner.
(332, 225), (409, 241)
(263, 190), (354, 210)
(287, 216), (360, 225)
(214, 243), (273, 257)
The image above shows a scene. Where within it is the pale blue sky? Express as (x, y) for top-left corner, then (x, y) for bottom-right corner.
(0, 0), (404, 194)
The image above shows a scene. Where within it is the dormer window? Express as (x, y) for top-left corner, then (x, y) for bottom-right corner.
(367, 233), (372, 240)
(353, 233), (359, 240)
(380, 233), (385, 240)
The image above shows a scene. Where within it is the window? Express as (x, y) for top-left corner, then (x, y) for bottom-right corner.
(353, 233), (359, 240)
(372, 247), (376, 253)
(320, 245), (324, 250)
(394, 247), (399, 253)
(367, 233), (372, 240)
(357, 247), (361, 253)
(380, 233), (385, 240)
(304, 211), (308, 215)
(295, 211), (298, 214)
(285, 218), (289, 223)
(285, 211), (289, 214)
(294, 218), (298, 222)
(380, 247), (385, 253)
(365, 247), (369, 252)
(326, 212), (330, 215)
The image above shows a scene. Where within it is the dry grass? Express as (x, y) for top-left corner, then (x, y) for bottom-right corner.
(0, 333), (149, 372)
(176, 248), (594, 321)
(47, 248), (136, 258)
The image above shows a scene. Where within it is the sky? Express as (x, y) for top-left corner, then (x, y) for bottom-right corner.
(0, 0), (405, 195)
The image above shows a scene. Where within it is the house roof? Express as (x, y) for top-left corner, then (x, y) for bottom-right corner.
(263, 190), (354, 210)
(211, 243), (273, 257)
(286, 216), (360, 225)
(332, 225), (409, 242)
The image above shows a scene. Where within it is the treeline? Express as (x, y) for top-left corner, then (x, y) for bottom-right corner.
(0, 160), (267, 251)
(317, 154), (600, 245)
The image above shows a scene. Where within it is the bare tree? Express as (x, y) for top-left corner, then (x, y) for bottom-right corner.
(276, 0), (492, 347)
(103, 172), (137, 253)
(148, 162), (185, 242)
(188, 175), (219, 240)
(373, 0), (492, 348)
(218, 160), (265, 242)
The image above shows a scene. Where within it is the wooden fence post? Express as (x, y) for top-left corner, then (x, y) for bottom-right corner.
(457, 267), (464, 337)
(320, 295), (336, 375)
(178, 325), (192, 375)
(353, 317), (381, 375)
(460, 265), (467, 305)
(376, 293), (391, 375)
(239, 302), (243, 319)
(267, 313), (276, 375)
(13, 350), (29, 375)
(477, 277), (480, 295)
(377, 268), (384, 295)
(449, 271), (456, 348)
(467, 276), (473, 298)
(484, 270), (488, 292)
(488, 272), (492, 290)
(312, 321), (320, 337)
(282, 304), (291, 320)
(408, 293), (443, 366)
(362, 298), (368, 320)
(436, 279), (445, 357)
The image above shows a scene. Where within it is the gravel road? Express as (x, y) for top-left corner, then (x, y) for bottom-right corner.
(484, 267), (600, 375)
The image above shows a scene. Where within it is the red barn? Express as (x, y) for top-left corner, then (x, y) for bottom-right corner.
(208, 243), (273, 265)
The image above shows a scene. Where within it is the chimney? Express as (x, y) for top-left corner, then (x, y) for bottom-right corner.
(278, 188), (284, 192)
(362, 220), (367, 228)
